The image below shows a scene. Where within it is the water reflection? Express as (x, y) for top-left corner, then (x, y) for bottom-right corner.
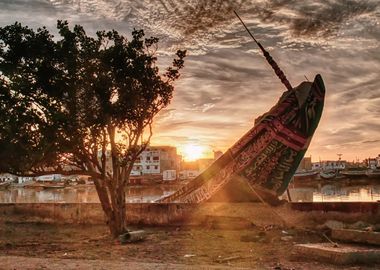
(0, 185), (179, 203)
(1, 181), (380, 203)
(287, 181), (380, 202)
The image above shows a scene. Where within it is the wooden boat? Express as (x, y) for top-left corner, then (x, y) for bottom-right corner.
(340, 169), (367, 179)
(366, 169), (380, 179)
(24, 183), (44, 189)
(319, 170), (337, 180)
(12, 180), (35, 187)
(0, 180), (12, 189)
(25, 182), (65, 189)
(293, 170), (319, 181)
(41, 184), (65, 189)
(157, 12), (326, 205)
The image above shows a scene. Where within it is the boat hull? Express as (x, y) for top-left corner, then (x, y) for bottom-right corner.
(341, 171), (367, 179)
(319, 171), (337, 180)
(158, 75), (325, 204)
(294, 171), (319, 181)
(42, 185), (65, 189)
(366, 170), (380, 179)
(0, 181), (12, 189)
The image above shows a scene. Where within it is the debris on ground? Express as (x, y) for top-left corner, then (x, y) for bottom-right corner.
(183, 254), (196, 258)
(280, 236), (293, 242)
(119, 230), (146, 244)
(215, 255), (242, 263)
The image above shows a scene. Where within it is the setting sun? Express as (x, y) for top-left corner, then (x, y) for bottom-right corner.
(181, 144), (204, 161)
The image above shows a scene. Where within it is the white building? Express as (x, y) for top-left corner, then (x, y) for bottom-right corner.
(96, 146), (180, 177)
(132, 147), (161, 175)
(368, 158), (377, 169)
(16, 176), (34, 184)
(163, 170), (177, 181)
(312, 160), (346, 171)
(178, 170), (199, 180)
(131, 146), (180, 176)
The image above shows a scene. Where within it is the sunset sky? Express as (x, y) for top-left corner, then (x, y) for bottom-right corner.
(1, 0), (379, 162)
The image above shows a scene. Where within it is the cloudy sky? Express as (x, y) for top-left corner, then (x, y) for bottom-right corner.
(1, 0), (379, 161)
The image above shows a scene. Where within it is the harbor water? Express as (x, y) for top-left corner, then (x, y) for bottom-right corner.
(0, 179), (379, 203)
(287, 181), (380, 202)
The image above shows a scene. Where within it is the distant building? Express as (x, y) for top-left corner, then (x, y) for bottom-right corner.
(312, 160), (346, 171)
(298, 157), (312, 171)
(178, 170), (199, 180)
(97, 146), (180, 177)
(367, 155), (380, 169)
(131, 146), (180, 176)
(163, 170), (176, 181)
(16, 176), (34, 184)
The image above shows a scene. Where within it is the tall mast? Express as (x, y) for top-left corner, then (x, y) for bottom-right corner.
(234, 10), (293, 91)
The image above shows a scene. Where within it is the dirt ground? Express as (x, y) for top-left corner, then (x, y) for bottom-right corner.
(0, 220), (377, 270)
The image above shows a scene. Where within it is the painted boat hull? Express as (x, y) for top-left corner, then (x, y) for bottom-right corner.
(158, 75), (325, 204)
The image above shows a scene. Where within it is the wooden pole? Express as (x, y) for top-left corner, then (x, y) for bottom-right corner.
(286, 188), (292, 202)
(234, 10), (293, 91)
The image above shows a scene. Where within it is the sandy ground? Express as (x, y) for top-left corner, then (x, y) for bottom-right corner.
(0, 256), (253, 270)
(0, 220), (378, 270)
(1, 201), (379, 269)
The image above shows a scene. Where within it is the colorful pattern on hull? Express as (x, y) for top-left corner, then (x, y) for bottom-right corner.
(158, 74), (325, 203)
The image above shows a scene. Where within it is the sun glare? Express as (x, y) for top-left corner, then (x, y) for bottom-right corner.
(182, 144), (204, 161)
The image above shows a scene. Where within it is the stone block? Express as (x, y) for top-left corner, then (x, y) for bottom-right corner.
(332, 229), (380, 246)
(293, 243), (380, 265)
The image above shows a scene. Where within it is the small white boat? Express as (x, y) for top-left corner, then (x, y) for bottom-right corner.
(319, 170), (337, 180)
(0, 180), (12, 189)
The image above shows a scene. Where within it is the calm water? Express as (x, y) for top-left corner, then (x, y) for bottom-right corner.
(0, 185), (177, 203)
(286, 180), (380, 202)
(1, 181), (380, 203)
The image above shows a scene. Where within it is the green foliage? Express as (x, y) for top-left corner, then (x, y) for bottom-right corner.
(0, 21), (186, 175)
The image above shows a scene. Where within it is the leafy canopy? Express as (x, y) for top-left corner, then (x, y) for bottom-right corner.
(0, 21), (186, 175)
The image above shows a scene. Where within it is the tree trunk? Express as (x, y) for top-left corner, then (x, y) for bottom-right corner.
(108, 185), (127, 238)
(94, 178), (127, 238)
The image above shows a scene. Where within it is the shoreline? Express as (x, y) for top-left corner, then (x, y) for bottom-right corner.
(1, 202), (379, 227)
